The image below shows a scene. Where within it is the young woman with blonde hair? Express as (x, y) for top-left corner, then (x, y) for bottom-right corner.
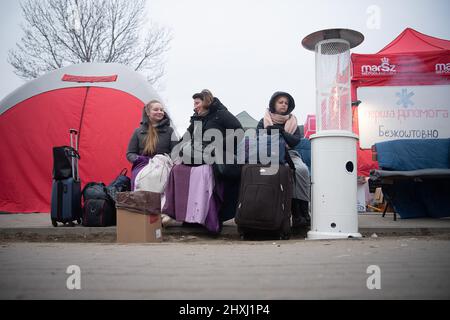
(127, 100), (176, 163)
(127, 100), (177, 226)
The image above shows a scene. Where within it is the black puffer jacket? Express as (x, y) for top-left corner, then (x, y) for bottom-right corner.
(182, 97), (243, 164)
(126, 109), (177, 163)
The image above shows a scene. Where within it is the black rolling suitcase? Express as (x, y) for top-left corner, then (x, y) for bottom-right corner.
(50, 129), (82, 227)
(235, 164), (293, 240)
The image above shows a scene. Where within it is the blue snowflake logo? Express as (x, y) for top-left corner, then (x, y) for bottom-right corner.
(396, 89), (414, 108)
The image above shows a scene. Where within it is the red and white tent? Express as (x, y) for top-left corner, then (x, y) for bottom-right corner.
(0, 63), (168, 213)
(351, 28), (450, 176)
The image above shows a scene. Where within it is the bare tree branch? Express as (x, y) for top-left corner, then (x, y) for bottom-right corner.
(8, 0), (172, 85)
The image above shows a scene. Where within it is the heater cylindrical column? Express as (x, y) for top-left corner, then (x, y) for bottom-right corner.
(302, 29), (364, 240)
(308, 131), (360, 240)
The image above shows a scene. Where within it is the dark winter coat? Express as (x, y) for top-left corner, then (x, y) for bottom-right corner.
(256, 119), (301, 148)
(126, 109), (177, 163)
(183, 97), (243, 164)
(256, 91), (301, 148)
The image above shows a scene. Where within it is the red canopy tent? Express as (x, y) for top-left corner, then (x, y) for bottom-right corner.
(0, 63), (172, 213)
(351, 28), (450, 176)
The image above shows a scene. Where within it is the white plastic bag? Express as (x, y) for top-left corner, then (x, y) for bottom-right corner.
(134, 154), (174, 193)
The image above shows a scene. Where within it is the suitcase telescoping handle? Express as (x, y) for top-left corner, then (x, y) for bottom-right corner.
(69, 129), (79, 181)
(69, 129), (78, 151)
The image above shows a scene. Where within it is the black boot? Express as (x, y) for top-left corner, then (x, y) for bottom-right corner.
(291, 199), (301, 228)
(291, 199), (310, 230)
(299, 200), (311, 227)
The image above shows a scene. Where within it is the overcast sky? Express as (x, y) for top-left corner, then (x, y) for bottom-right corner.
(1, 0), (449, 131)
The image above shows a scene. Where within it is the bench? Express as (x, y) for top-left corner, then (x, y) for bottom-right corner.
(369, 139), (450, 220)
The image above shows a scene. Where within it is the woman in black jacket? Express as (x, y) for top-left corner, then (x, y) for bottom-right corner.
(182, 89), (243, 166)
(164, 90), (243, 231)
(190, 90), (244, 222)
(257, 91), (311, 232)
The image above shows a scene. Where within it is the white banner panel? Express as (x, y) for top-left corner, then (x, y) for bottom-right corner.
(357, 85), (450, 149)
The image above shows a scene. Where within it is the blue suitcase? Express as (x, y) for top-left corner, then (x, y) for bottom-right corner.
(50, 129), (82, 227)
(51, 178), (82, 226)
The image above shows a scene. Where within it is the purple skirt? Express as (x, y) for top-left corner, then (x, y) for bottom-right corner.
(162, 164), (224, 233)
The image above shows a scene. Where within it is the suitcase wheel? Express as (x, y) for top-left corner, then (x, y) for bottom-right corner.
(51, 219), (58, 227)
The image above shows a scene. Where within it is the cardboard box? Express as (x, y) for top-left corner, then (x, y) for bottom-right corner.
(117, 208), (162, 243)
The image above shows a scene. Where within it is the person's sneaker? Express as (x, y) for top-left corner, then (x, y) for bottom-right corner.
(161, 214), (175, 228)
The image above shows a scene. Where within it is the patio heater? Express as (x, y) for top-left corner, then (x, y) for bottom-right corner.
(302, 29), (364, 240)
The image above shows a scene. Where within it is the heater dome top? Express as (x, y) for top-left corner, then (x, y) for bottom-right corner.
(302, 28), (364, 51)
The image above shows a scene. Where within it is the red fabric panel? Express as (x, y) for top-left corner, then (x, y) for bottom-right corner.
(0, 87), (143, 213)
(303, 115), (316, 139)
(0, 88), (86, 212)
(378, 28), (450, 54)
(62, 74), (118, 82)
(77, 87), (142, 190)
(357, 149), (378, 177)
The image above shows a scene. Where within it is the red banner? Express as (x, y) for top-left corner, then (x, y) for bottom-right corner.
(62, 74), (118, 83)
(352, 51), (450, 80)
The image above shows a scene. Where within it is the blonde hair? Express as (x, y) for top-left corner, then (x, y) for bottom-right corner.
(143, 100), (162, 156)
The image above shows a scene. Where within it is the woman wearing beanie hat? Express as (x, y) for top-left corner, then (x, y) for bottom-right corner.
(256, 91), (311, 233)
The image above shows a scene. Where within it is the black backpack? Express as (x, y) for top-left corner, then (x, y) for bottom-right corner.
(106, 168), (131, 202)
(82, 182), (116, 227)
